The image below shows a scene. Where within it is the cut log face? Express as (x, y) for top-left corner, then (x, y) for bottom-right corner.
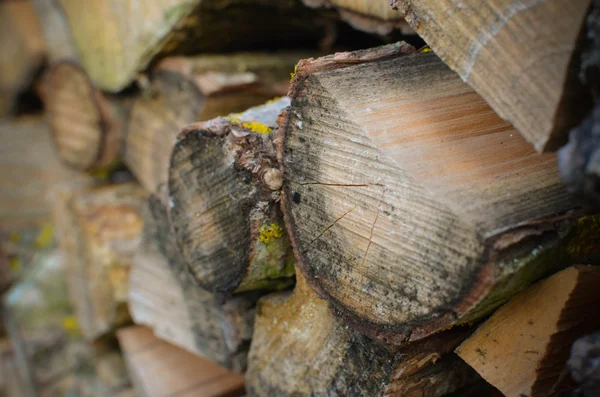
(42, 63), (127, 171)
(279, 43), (600, 345)
(128, 195), (255, 372)
(456, 266), (600, 397)
(63, 183), (146, 340)
(391, 0), (591, 151)
(246, 270), (479, 397)
(117, 326), (246, 397)
(168, 98), (295, 297)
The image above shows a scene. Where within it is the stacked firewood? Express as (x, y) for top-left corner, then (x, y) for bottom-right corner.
(1, 1), (599, 397)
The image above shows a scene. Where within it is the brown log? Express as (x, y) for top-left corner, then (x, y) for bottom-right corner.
(456, 266), (600, 397)
(124, 53), (302, 195)
(278, 43), (600, 345)
(128, 194), (256, 372)
(302, 0), (413, 35)
(168, 98), (295, 297)
(117, 326), (246, 397)
(56, 182), (146, 341)
(52, 0), (329, 92)
(390, 0), (591, 152)
(0, 1), (45, 117)
(246, 269), (480, 397)
(41, 62), (129, 171)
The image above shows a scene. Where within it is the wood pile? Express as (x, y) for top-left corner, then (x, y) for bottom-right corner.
(1, 1), (599, 397)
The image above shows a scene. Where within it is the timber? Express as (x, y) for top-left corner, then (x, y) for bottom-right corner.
(0, 1), (45, 117)
(128, 195), (256, 372)
(168, 98), (295, 296)
(53, 0), (327, 91)
(58, 182), (146, 341)
(390, 0), (591, 151)
(125, 53), (299, 194)
(41, 63), (129, 171)
(279, 44), (600, 345)
(117, 326), (246, 397)
(456, 266), (600, 397)
(246, 270), (479, 397)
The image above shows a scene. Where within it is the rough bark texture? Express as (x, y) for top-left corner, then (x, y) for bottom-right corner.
(279, 44), (600, 345)
(59, 183), (146, 341)
(0, 1), (45, 117)
(246, 270), (480, 397)
(456, 266), (600, 397)
(390, 0), (591, 152)
(569, 330), (600, 397)
(124, 53), (299, 195)
(0, 117), (83, 230)
(41, 63), (129, 171)
(117, 326), (246, 397)
(302, 0), (413, 35)
(54, 0), (328, 91)
(168, 98), (295, 297)
(128, 195), (256, 372)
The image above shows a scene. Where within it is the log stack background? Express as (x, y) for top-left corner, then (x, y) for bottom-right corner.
(1, 1), (599, 397)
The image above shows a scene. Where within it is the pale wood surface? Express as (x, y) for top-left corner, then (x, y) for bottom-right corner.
(457, 265), (600, 397)
(279, 44), (598, 345)
(118, 326), (246, 397)
(31, 0), (78, 63)
(391, 0), (591, 151)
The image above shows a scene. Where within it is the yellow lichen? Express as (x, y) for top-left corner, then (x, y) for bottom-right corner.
(228, 115), (243, 123)
(290, 64), (298, 81)
(420, 46), (432, 53)
(259, 223), (284, 243)
(242, 121), (272, 134)
(34, 223), (54, 249)
(8, 257), (20, 272)
(62, 315), (80, 336)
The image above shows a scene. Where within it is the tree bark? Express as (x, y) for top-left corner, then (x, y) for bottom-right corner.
(124, 53), (301, 195)
(246, 270), (480, 397)
(128, 195), (256, 372)
(390, 0), (591, 152)
(279, 43), (600, 345)
(53, 0), (329, 92)
(56, 182), (146, 341)
(456, 266), (600, 397)
(117, 326), (246, 397)
(168, 98), (295, 297)
(41, 62), (129, 171)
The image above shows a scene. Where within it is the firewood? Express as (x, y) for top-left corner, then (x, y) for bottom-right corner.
(456, 266), (600, 397)
(0, 117), (83, 230)
(128, 195), (256, 372)
(279, 43), (600, 345)
(390, 0), (591, 152)
(41, 62), (129, 171)
(246, 270), (480, 397)
(168, 98), (295, 296)
(0, 1), (45, 117)
(569, 330), (600, 397)
(117, 326), (246, 397)
(125, 53), (301, 195)
(302, 0), (413, 35)
(57, 182), (146, 341)
(52, 0), (328, 92)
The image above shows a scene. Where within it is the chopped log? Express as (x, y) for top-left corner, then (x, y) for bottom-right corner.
(302, 0), (413, 35)
(390, 0), (591, 152)
(569, 330), (600, 397)
(125, 53), (301, 194)
(117, 326), (246, 397)
(0, 1), (45, 117)
(128, 195), (255, 372)
(59, 182), (146, 341)
(279, 44), (600, 345)
(54, 0), (328, 91)
(246, 270), (480, 397)
(0, 117), (83, 230)
(456, 266), (600, 397)
(41, 62), (129, 171)
(168, 98), (295, 296)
